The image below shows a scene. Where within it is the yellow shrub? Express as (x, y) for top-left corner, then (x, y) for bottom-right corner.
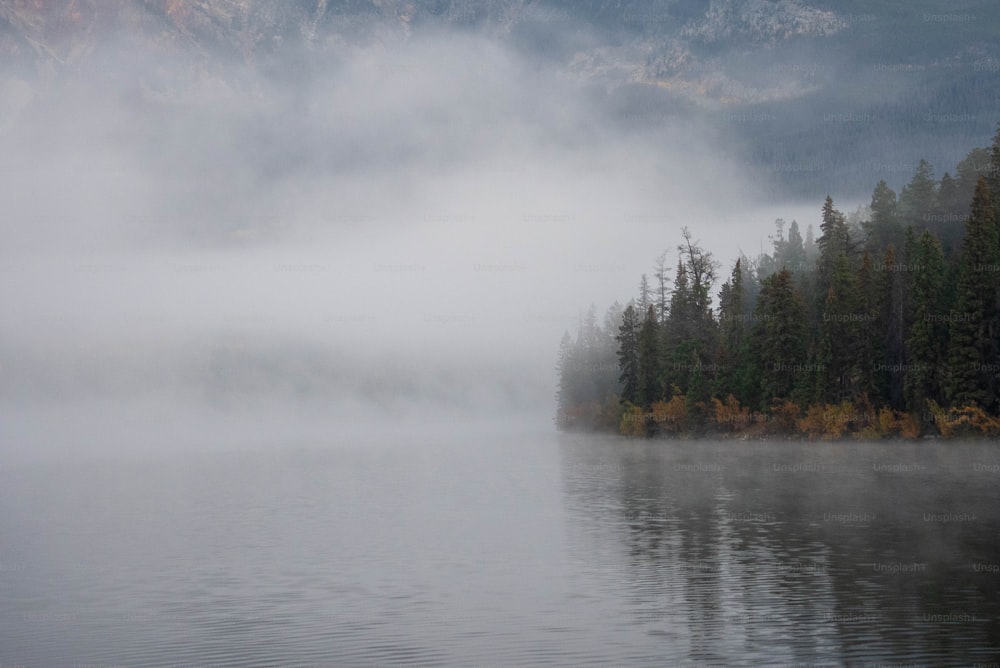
(653, 395), (688, 433)
(712, 394), (749, 431)
(618, 402), (648, 437)
(769, 400), (801, 434)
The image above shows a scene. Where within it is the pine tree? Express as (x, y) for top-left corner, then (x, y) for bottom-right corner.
(717, 258), (754, 405)
(616, 304), (641, 406)
(899, 159), (937, 230)
(638, 274), (651, 314)
(815, 253), (862, 404)
(638, 305), (662, 409)
(718, 259), (745, 360)
(880, 245), (907, 410)
(653, 251), (671, 322)
(750, 269), (807, 409)
(903, 231), (948, 414)
(947, 178), (1000, 409)
(662, 258), (692, 392)
(988, 124), (1000, 225)
(856, 252), (883, 402)
(785, 220), (806, 272)
(863, 180), (901, 253)
(556, 330), (575, 426)
(817, 196), (851, 306)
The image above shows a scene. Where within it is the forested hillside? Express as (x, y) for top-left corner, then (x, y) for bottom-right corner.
(556, 127), (1000, 438)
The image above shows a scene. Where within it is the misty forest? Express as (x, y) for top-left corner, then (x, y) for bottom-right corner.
(558, 132), (1000, 438)
(4, 1), (1000, 666)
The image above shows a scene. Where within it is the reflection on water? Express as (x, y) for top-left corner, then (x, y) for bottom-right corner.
(560, 435), (1000, 665)
(0, 432), (998, 665)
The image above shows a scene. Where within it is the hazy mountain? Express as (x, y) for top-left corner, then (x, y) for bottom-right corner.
(2, 1), (997, 196)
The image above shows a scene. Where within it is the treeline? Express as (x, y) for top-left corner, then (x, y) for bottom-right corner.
(556, 127), (1000, 439)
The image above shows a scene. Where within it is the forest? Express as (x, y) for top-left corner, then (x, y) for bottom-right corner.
(556, 127), (1000, 439)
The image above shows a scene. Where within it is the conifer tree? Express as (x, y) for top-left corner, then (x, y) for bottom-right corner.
(785, 220), (806, 272)
(947, 178), (1000, 409)
(638, 274), (651, 313)
(750, 269), (807, 409)
(817, 196), (851, 304)
(616, 304), (641, 406)
(856, 252), (883, 402)
(637, 305), (662, 409)
(880, 245), (907, 410)
(815, 253), (861, 403)
(899, 159), (937, 230)
(904, 231), (948, 414)
(863, 180), (901, 253)
(717, 258), (754, 405)
(556, 330), (575, 425)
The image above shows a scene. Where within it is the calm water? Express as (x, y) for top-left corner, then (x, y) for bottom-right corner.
(2, 430), (999, 666)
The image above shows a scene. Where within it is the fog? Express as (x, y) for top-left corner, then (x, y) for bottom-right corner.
(0, 26), (822, 463)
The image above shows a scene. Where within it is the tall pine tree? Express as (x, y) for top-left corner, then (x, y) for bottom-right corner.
(946, 178), (1000, 410)
(903, 231), (948, 414)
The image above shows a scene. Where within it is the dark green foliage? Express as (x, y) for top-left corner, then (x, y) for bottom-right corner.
(947, 178), (1000, 410)
(864, 181), (902, 254)
(637, 305), (661, 409)
(616, 304), (640, 406)
(815, 253), (863, 404)
(556, 131), (1000, 434)
(750, 269), (807, 408)
(879, 245), (907, 410)
(903, 231), (948, 413)
(899, 160), (937, 231)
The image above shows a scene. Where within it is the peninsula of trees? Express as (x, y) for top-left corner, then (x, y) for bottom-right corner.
(556, 129), (1000, 439)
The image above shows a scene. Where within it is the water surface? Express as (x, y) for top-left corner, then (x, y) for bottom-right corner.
(2, 431), (998, 665)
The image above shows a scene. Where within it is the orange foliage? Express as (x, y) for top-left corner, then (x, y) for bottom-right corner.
(928, 401), (1000, 438)
(653, 395), (688, 433)
(712, 394), (749, 431)
(769, 400), (801, 434)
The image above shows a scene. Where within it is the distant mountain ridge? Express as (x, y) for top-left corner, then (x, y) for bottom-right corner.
(2, 0), (998, 196)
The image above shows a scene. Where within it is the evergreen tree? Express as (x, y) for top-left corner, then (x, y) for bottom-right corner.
(716, 258), (754, 404)
(751, 269), (807, 409)
(556, 330), (575, 425)
(903, 231), (948, 414)
(662, 258), (692, 392)
(856, 252), (883, 402)
(785, 220), (807, 272)
(653, 251), (671, 322)
(817, 195), (851, 303)
(899, 159), (937, 231)
(863, 180), (901, 253)
(880, 245), (907, 410)
(815, 253), (862, 404)
(637, 305), (662, 409)
(989, 124), (1000, 225)
(638, 274), (651, 313)
(947, 178), (1000, 409)
(616, 304), (641, 406)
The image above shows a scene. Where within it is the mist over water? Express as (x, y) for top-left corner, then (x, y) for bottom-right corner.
(2, 4), (998, 665)
(0, 28), (823, 465)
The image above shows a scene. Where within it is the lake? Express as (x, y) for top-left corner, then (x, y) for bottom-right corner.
(2, 429), (999, 666)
